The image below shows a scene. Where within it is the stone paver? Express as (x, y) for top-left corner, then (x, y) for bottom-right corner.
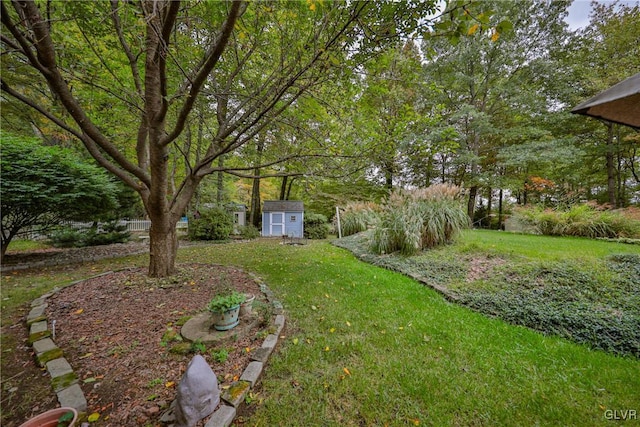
(33, 338), (63, 366)
(29, 320), (47, 334)
(239, 361), (263, 387)
(29, 320), (51, 343)
(27, 304), (47, 325)
(205, 405), (236, 427)
(33, 338), (56, 354)
(57, 384), (87, 412)
(274, 314), (285, 335)
(46, 358), (73, 377)
(249, 347), (271, 363)
(220, 381), (250, 407)
(262, 333), (278, 349)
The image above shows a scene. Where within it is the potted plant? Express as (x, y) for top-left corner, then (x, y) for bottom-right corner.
(208, 291), (245, 331)
(19, 407), (78, 427)
(240, 293), (256, 316)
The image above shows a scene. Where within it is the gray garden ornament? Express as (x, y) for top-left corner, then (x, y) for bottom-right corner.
(173, 355), (220, 427)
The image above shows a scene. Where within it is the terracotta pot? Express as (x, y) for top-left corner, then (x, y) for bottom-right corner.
(19, 407), (78, 427)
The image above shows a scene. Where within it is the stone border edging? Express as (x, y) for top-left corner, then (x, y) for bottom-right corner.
(26, 269), (285, 427)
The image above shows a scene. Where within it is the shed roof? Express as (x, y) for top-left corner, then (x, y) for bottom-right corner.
(263, 200), (304, 212)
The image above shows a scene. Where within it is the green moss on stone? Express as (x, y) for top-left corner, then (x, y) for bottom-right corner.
(169, 342), (192, 355)
(222, 380), (250, 407)
(29, 330), (51, 343)
(175, 316), (192, 326)
(26, 315), (47, 326)
(51, 372), (78, 392)
(37, 347), (64, 366)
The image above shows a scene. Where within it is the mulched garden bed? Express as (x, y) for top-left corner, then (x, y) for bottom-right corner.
(43, 263), (268, 426)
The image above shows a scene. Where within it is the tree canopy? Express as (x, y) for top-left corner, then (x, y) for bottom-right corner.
(2, 0), (456, 276)
(0, 134), (119, 259)
(1, 0), (638, 274)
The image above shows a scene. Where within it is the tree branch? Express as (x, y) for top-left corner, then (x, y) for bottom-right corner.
(162, 0), (246, 146)
(10, 0), (150, 188)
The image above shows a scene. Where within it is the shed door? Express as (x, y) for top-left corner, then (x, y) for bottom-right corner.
(270, 212), (285, 236)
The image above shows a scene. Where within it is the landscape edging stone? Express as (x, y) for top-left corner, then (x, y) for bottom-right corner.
(26, 268), (285, 426)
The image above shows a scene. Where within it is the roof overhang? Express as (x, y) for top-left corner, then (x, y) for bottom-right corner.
(571, 73), (640, 130)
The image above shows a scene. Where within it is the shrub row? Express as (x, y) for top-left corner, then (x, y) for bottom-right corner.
(49, 221), (130, 247)
(304, 213), (330, 240)
(514, 204), (640, 239)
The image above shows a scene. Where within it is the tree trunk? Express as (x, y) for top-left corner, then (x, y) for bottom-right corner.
(385, 167), (393, 190)
(605, 122), (616, 207)
(217, 156), (225, 204)
(286, 177), (296, 200)
(467, 185), (478, 221)
(249, 174), (261, 228)
(498, 188), (504, 230)
(486, 187), (492, 228)
(249, 135), (265, 227)
(148, 213), (178, 277)
(279, 176), (288, 200)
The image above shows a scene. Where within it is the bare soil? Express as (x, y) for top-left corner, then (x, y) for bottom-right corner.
(1, 246), (269, 426)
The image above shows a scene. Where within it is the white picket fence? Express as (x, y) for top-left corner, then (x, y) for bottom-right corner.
(63, 218), (188, 232)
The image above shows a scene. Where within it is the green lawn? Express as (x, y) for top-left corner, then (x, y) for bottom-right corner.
(2, 232), (639, 426)
(176, 235), (639, 426)
(459, 229), (640, 261)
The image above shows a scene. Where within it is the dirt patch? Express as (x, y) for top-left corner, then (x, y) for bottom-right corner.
(465, 256), (506, 283)
(4, 263), (271, 426)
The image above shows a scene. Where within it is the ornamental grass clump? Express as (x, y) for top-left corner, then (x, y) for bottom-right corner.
(339, 202), (381, 236)
(371, 184), (468, 255)
(514, 204), (640, 239)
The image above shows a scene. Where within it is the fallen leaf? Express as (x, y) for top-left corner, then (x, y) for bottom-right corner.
(329, 328), (336, 333)
(292, 338), (299, 345)
(346, 321), (351, 327)
(88, 412), (100, 422)
(83, 377), (96, 384)
(324, 346), (330, 352)
(311, 305), (317, 310)
(165, 381), (175, 388)
(73, 309), (84, 315)
(79, 353), (93, 360)
(343, 367), (351, 376)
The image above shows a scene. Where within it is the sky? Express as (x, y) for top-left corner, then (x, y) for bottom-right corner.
(565, 0), (640, 30)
